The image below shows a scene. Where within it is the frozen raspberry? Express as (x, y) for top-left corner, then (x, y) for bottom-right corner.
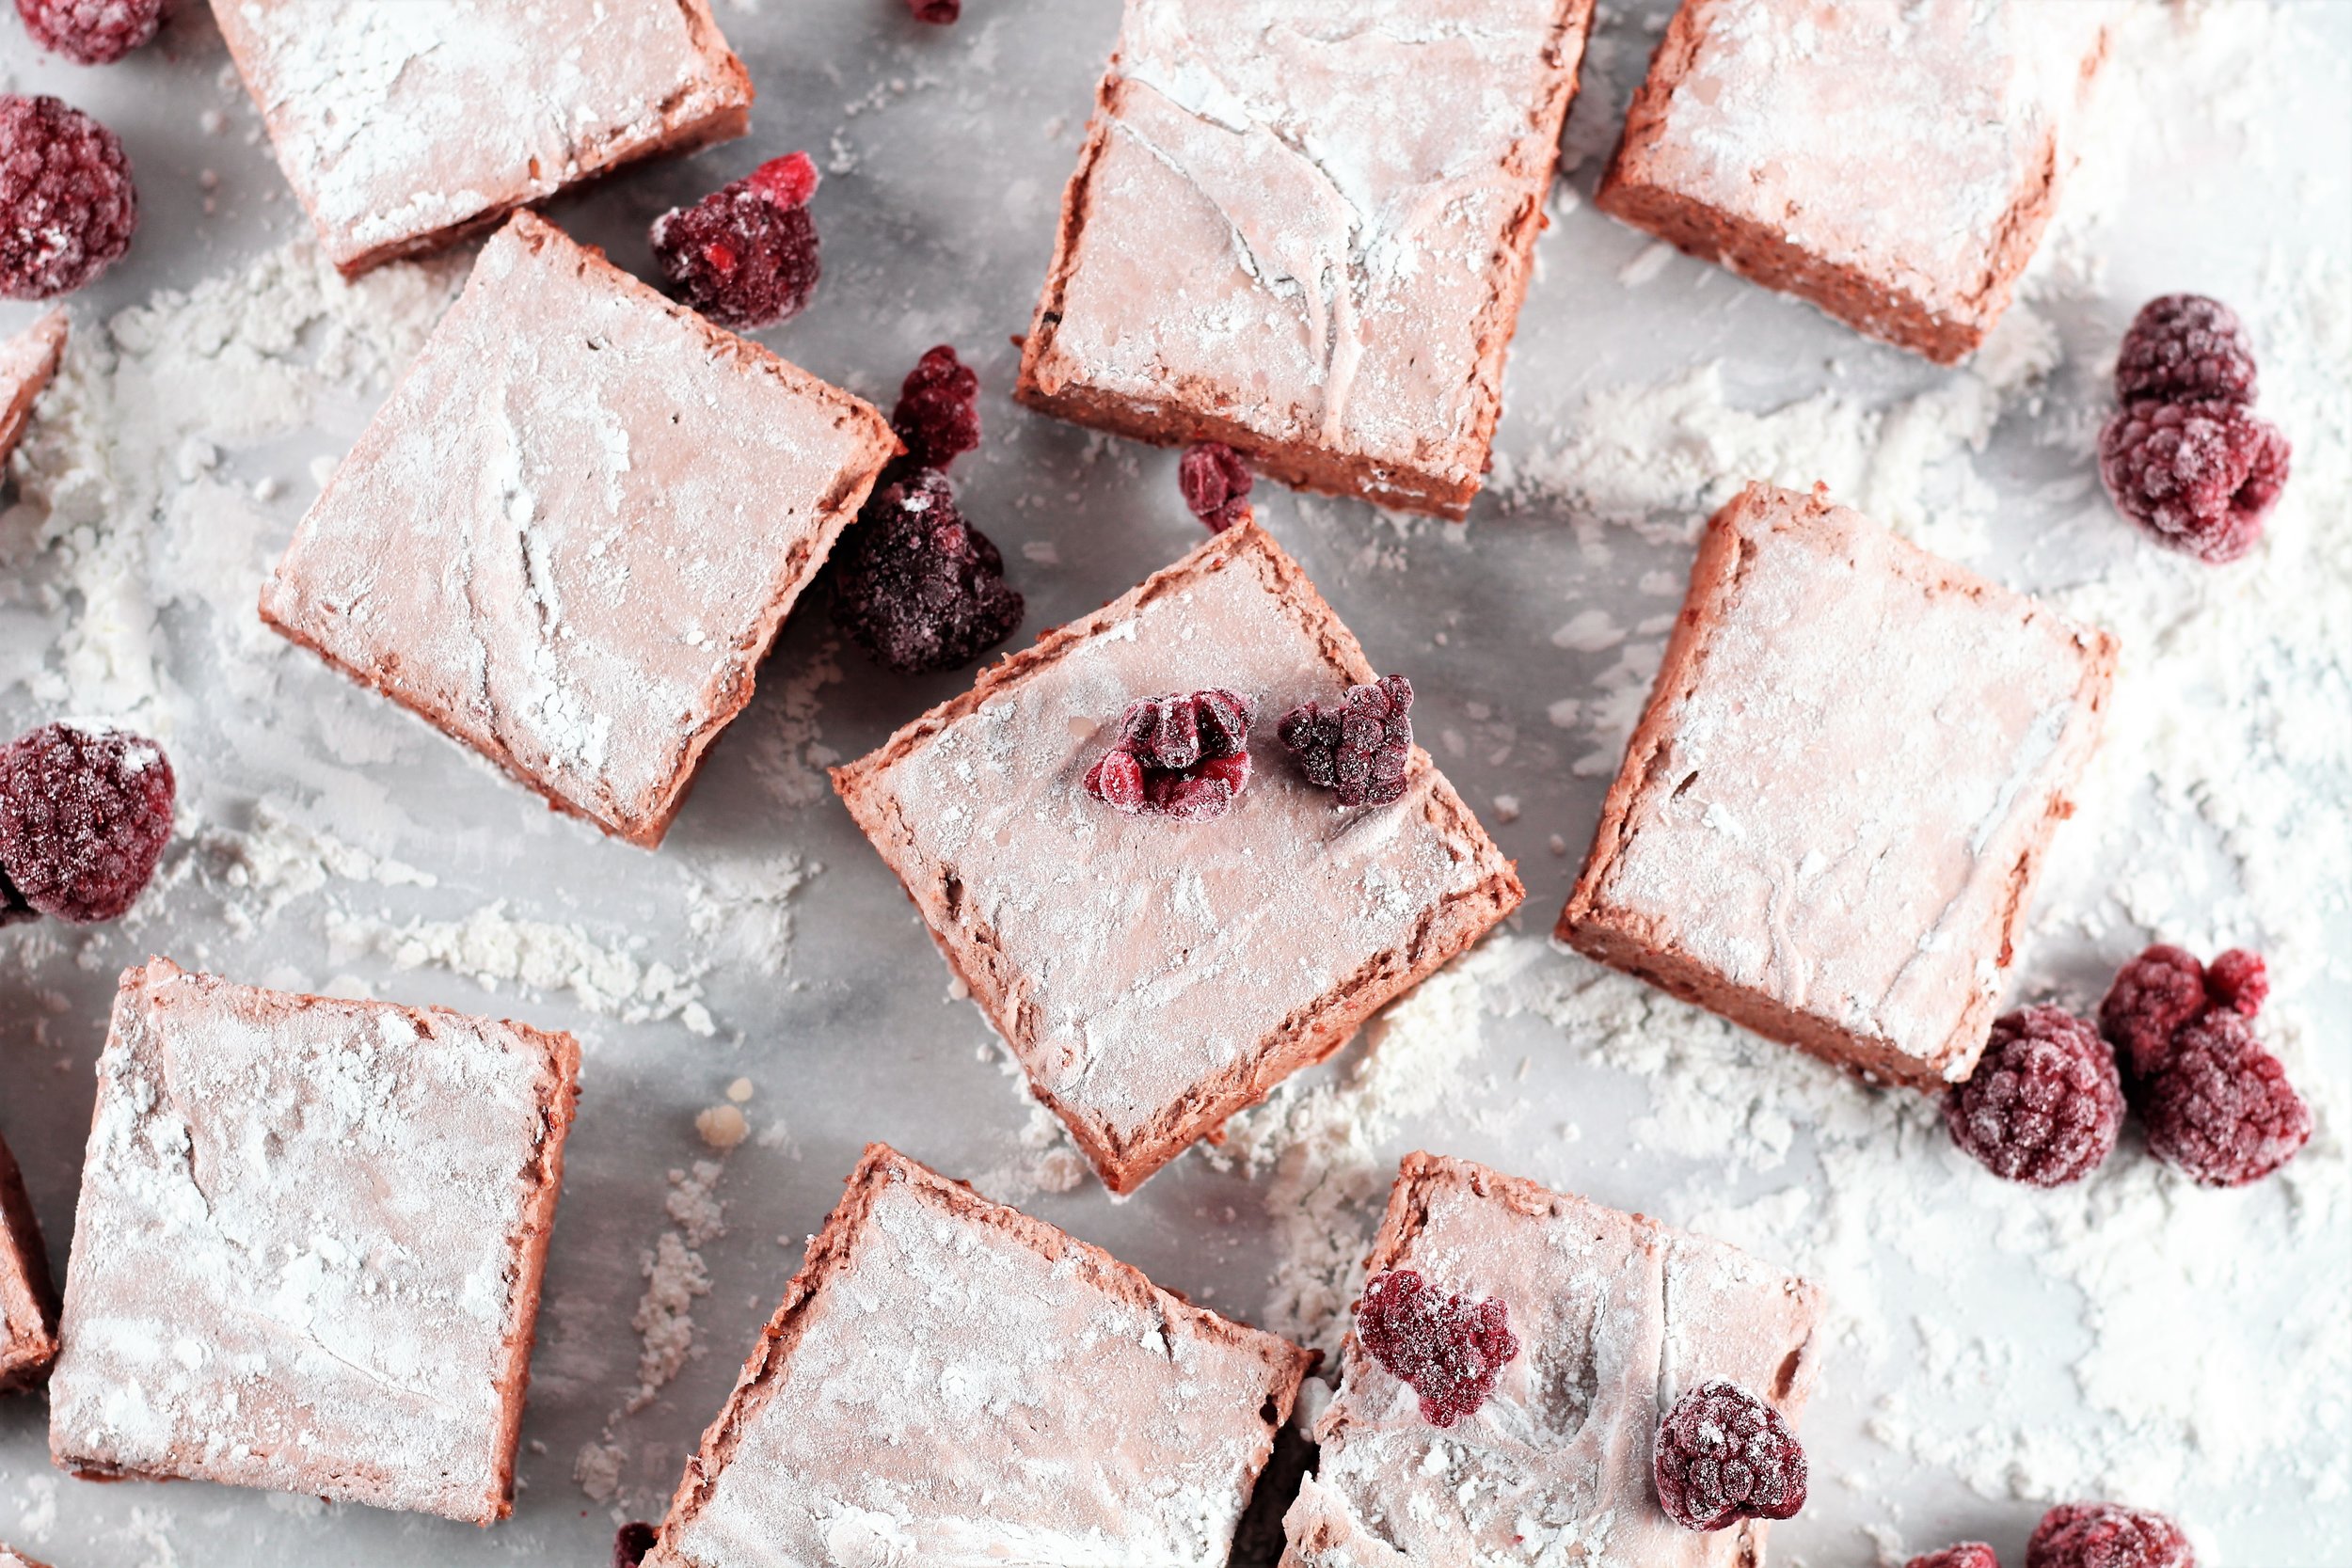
(2097, 398), (2289, 564)
(1945, 1006), (2122, 1187)
(0, 721), (175, 924)
(2098, 944), (2212, 1081)
(1908, 1546), (2001, 1568)
(2115, 295), (2257, 406)
(16, 0), (163, 64)
(1179, 441), (1253, 532)
(0, 94), (137, 299)
(2201, 947), (2267, 1017)
(1084, 689), (1254, 823)
(1652, 1380), (1807, 1532)
(1278, 674), (1414, 808)
(832, 469), (1022, 673)
(649, 151), (820, 331)
(892, 345), (980, 472)
(1355, 1269), (1519, 1429)
(906, 0), (960, 21)
(612, 1522), (657, 1567)
(2140, 1011), (2311, 1187)
(2026, 1502), (2194, 1568)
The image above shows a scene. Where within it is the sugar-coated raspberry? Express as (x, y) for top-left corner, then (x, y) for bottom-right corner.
(906, 0), (960, 21)
(2026, 1502), (2194, 1568)
(1278, 674), (1414, 808)
(831, 469), (1022, 673)
(0, 721), (175, 924)
(612, 1521), (657, 1567)
(1908, 1546), (2001, 1568)
(1652, 1380), (1807, 1532)
(648, 151), (820, 331)
(2097, 398), (2289, 564)
(16, 0), (163, 64)
(1355, 1269), (1519, 1429)
(2098, 944), (2211, 1081)
(0, 94), (137, 299)
(1179, 441), (1253, 532)
(2201, 947), (2267, 1018)
(2140, 1011), (2311, 1187)
(1084, 689), (1255, 824)
(892, 345), (980, 472)
(1945, 1006), (2122, 1187)
(2114, 295), (2256, 406)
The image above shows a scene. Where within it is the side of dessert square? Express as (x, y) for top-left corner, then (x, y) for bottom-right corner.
(0, 1132), (57, 1394)
(1560, 482), (2118, 1087)
(0, 309), (66, 469)
(260, 211), (899, 849)
(833, 522), (1523, 1193)
(1016, 0), (1598, 517)
(646, 1142), (1312, 1568)
(46, 958), (580, 1525)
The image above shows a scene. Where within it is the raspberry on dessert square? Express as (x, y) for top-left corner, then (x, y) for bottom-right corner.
(1597, 0), (2121, 363)
(212, 0), (754, 277)
(644, 1143), (1312, 1568)
(832, 523), (1524, 1194)
(46, 958), (580, 1524)
(260, 212), (898, 849)
(1560, 483), (2118, 1089)
(0, 309), (67, 469)
(0, 1132), (58, 1394)
(1286, 1153), (1823, 1566)
(1016, 0), (1600, 519)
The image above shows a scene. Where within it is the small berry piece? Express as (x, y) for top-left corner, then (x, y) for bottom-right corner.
(1278, 675), (1414, 808)
(1355, 1269), (1519, 1429)
(892, 345), (980, 472)
(16, 0), (162, 64)
(2140, 1011), (2311, 1187)
(649, 151), (820, 331)
(1908, 1546), (2002, 1568)
(612, 1522), (658, 1567)
(0, 94), (137, 299)
(0, 721), (175, 924)
(1179, 441), (1253, 532)
(1652, 1379), (1807, 1532)
(906, 0), (960, 21)
(2026, 1502), (2194, 1568)
(1945, 1006), (2122, 1188)
(2096, 398), (2289, 564)
(2114, 294), (2257, 405)
(1084, 689), (1255, 824)
(2098, 944), (2212, 1081)
(831, 470), (1022, 673)
(2201, 947), (2267, 1017)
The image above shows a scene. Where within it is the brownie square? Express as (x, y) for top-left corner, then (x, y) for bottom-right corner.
(1285, 1152), (1822, 1568)
(1560, 483), (2117, 1088)
(47, 958), (580, 1524)
(834, 523), (1523, 1193)
(0, 1546), (54, 1568)
(261, 212), (898, 848)
(1016, 0), (1598, 518)
(1597, 0), (2119, 363)
(647, 1143), (1313, 1568)
(212, 0), (754, 277)
(0, 1132), (58, 1394)
(0, 309), (66, 470)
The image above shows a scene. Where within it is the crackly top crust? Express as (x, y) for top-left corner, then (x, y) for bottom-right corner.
(47, 958), (580, 1524)
(0, 309), (67, 471)
(260, 213), (898, 848)
(649, 1143), (1311, 1568)
(0, 1132), (58, 1393)
(212, 0), (753, 275)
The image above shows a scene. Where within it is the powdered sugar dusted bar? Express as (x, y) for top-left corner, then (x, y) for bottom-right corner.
(47, 958), (580, 1524)
(0, 309), (66, 470)
(1598, 0), (2119, 363)
(261, 212), (898, 848)
(0, 1546), (53, 1568)
(213, 0), (754, 276)
(647, 1143), (1311, 1567)
(1017, 0), (1598, 518)
(833, 523), (1523, 1193)
(0, 1132), (57, 1393)
(1561, 483), (2117, 1088)
(1285, 1153), (1822, 1567)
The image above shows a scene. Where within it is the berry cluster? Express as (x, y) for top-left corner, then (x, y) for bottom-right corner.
(1083, 689), (1254, 823)
(0, 93), (137, 299)
(1903, 1501), (2193, 1568)
(1652, 1379), (1807, 1533)
(0, 720), (175, 925)
(649, 151), (822, 331)
(1178, 441), (1253, 532)
(1277, 674), (1414, 808)
(1354, 1268), (1519, 1429)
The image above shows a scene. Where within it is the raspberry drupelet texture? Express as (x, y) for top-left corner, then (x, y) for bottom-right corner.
(1908, 1546), (2001, 1568)
(1354, 1269), (1519, 1429)
(2201, 947), (2267, 1017)
(891, 345), (980, 472)
(0, 94), (136, 299)
(1945, 1006), (2122, 1187)
(906, 0), (960, 22)
(831, 469), (1022, 673)
(2140, 1011), (2312, 1187)
(0, 721), (175, 924)
(2096, 398), (2289, 563)
(1651, 1379), (1807, 1532)
(16, 0), (163, 64)
(2098, 944), (2213, 1081)
(612, 1522), (657, 1567)
(1178, 441), (1253, 532)
(1278, 674), (1414, 807)
(1084, 689), (1254, 823)
(2026, 1502), (2195, 1568)
(2114, 294), (2258, 405)
(648, 151), (820, 331)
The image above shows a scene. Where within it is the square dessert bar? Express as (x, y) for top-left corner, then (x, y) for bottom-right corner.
(0, 309), (66, 469)
(1597, 0), (2119, 363)
(834, 523), (1523, 1193)
(1016, 0), (1598, 518)
(262, 213), (898, 848)
(213, 0), (753, 276)
(0, 1547), (52, 1568)
(1561, 483), (2117, 1088)
(1286, 1153), (1822, 1567)
(0, 1132), (58, 1393)
(647, 1143), (1312, 1567)
(47, 958), (580, 1524)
